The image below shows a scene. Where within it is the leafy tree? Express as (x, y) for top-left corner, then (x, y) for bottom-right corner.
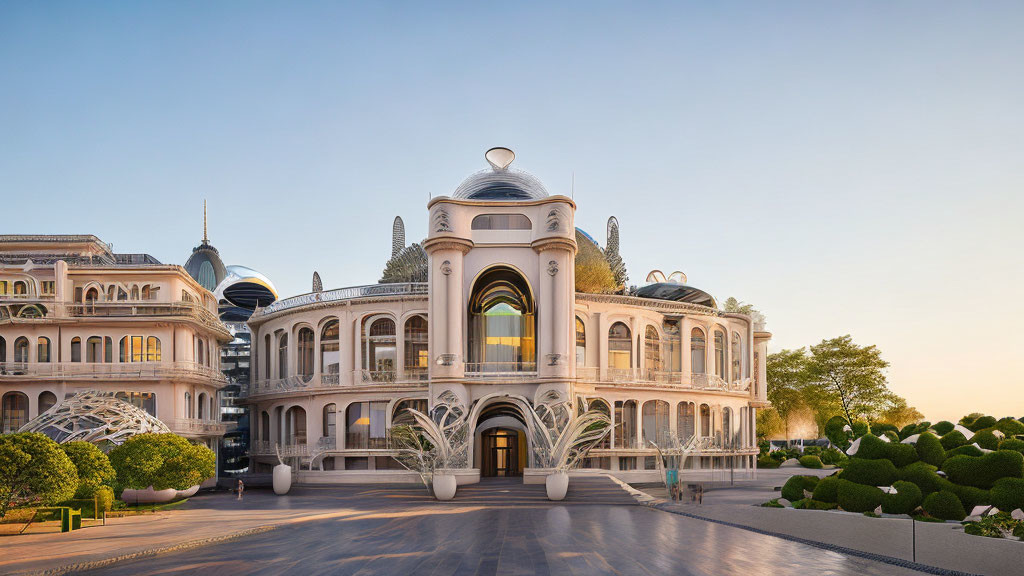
(0, 433), (78, 518)
(108, 434), (215, 492)
(806, 335), (890, 428)
(875, 395), (925, 429)
(574, 230), (617, 293)
(723, 297), (767, 328)
(379, 243), (427, 283)
(756, 408), (785, 439)
(766, 348), (809, 440)
(62, 441), (115, 498)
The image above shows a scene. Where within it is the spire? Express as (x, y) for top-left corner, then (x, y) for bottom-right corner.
(202, 200), (209, 244)
(392, 216), (406, 257)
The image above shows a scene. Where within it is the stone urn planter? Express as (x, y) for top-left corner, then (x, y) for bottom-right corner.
(546, 471), (569, 501)
(273, 464), (292, 495)
(433, 472), (458, 501)
(121, 486), (178, 505)
(176, 485), (200, 499)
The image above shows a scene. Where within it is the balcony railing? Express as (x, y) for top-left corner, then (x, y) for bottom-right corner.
(245, 370), (427, 397)
(573, 367), (751, 393)
(463, 362), (537, 378)
(169, 419), (230, 435)
(0, 361), (227, 383)
(254, 283), (428, 317)
(0, 293), (54, 302)
(66, 301), (227, 334)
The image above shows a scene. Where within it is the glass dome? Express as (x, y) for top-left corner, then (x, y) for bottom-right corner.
(452, 168), (549, 201)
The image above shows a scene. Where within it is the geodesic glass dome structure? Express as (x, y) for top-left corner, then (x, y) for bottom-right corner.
(19, 390), (171, 448)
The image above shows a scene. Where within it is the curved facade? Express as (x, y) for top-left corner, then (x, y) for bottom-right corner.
(244, 151), (771, 483)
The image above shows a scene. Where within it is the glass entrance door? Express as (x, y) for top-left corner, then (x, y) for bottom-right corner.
(482, 428), (521, 477)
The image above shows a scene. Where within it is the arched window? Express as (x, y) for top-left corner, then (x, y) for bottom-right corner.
(690, 328), (706, 374)
(346, 401), (388, 449)
(677, 402), (695, 441)
(642, 400), (670, 446)
(714, 329), (726, 378)
(608, 322), (632, 369)
(614, 400), (637, 449)
(1, 392), (29, 433)
(13, 281), (27, 295)
(277, 334), (288, 378)
(323, 403), (337, 438)
(362, 317), (396, 376)
(185, 392), (193, 419)
(467, 267), (536, 372)
(104, 337), (112, 363)
(285, 406), (306, 445)
(320, 320), (340, 375)
(198, 393), (207, 420)
(663, 320), (682, 373)
(119, 337), (126, 362)
(700, 403), (711, 437)
(107, 285), (116, 301)
(297, 327), (315, 381)
(130, 285), (140, 300)
(141, 285), (152, 300)
(38, 391), (57, 414)
(403, 316), (428, 375)
(85, 287), (99, 303)
(117, 287), (127, 301)
(392, 398), (427, 427)
(71, 337), (82, 362)
(260, 411), (271, 442)
(644, 326), (661, 378)
(143, 337), (160, 362)
(470, 213), (532, 230)
(197, 338), (205, 365)
(722, 407), (733, 446)
(731, 332), (741, 383)
(14, 337), (29, 363)
(86, 336), (102, 363)
(210, 395), (216, 421)
(36, 337), (51, 363)
(274, 406), (283, 443)
(575, 317), (586, 367)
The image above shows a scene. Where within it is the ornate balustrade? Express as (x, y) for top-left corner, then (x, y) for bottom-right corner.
(253, 283), (427, 317)
(0, 361), (227, 383)
(66, 301), (228, 335)
(169, 418), (230, 435)
(463, 362), (537, 378)
(573, 368), (752, 393)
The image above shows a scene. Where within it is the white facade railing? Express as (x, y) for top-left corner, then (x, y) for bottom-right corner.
(463, 362), (537, 377)
(572, 367), (751, 393)
(66, 301), (226, 334)
(0, 361), (227, 383)
(254, 283), (427, 317)
(169, 418), (230, 435)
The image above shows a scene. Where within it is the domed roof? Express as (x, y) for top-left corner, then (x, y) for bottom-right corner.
(214, 265), (278, 311)
(185, 243), (227, 292)
(635, 282), (717, 308)
(451, 148), (548, 201)
(20, 390), (171, 446)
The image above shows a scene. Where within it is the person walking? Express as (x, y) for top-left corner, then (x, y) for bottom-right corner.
(237, 478), (245, 501)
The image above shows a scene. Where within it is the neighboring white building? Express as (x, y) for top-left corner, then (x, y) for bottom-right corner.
(245, 149), (771, 483)
(0, 235), (232, 449)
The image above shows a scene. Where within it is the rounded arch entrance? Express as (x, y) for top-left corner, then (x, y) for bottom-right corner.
(470, 395), (532, 477)
(467, 265), (536, 372)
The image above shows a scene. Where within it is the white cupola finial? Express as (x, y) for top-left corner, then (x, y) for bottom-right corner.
(485, 147), (515, 171)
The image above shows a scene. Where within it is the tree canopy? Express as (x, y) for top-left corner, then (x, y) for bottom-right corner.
(108, 433), (215, 491)
(0, 433), (78, 518)
(62, 441), (115, 498)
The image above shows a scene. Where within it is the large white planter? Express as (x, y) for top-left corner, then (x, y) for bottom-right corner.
(121, 486), (178, 505)
(176, 485), (200, 498)
(273, 464), (292, 495)
(433, 474), (457, 501)
(546, 471), (569, 501)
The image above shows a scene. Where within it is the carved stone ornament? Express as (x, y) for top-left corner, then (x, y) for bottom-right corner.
(546, 208), (561, 232)
(547, 260), (558, 276)
(434, 209), (452, 233)
(546, 353), (564, 366)
(441, 260), (452, 275)
(436, 353), (457, 367)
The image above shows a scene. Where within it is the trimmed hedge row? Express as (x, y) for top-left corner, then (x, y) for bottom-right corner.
(946, 445), (985, 458)
(881, 481), (923, 515)
(970, 430), (1000, 451)
(997, 438), (1024, 456)
(940, 430), (969, 450)
(915, 433), (946, 467)
(841, 457), (897, 486)
(793, 498), (838, 510)
(812, 475), (843, 503)
(941, 450), (1024, 489)
(932, 421), (955, 436)
(782, 475), (820, 502)
(922, 490), (967, 521)
(799, 455), (823, 469)
(990, 477), (1024, 512)
(837, 480), (884, 513)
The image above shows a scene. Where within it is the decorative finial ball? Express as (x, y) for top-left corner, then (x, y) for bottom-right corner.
(485, 147), (515, 171)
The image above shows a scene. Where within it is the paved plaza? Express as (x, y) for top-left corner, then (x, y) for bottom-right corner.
(0, 477), (945, 576)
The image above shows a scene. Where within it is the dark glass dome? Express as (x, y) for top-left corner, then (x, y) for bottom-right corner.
(635, 282), (717, 308)
(452, 169), (548, 201)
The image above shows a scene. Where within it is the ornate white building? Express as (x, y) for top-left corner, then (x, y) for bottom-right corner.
(0, 235), (231, 449)
(245, 149), (771, 483)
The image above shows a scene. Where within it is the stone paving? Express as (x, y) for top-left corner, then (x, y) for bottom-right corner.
(25, 477), (928, 576)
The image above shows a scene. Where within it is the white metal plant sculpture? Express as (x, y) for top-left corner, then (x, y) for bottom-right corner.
(18, 390), (171, 448)
(398, 390), (471, 472)
(527, 392), (612, 472)
(650, 435), (715, 497)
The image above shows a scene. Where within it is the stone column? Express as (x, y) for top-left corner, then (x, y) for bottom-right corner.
(423, 236), (472, 379)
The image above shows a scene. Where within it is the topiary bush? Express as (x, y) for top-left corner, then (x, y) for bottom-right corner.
(802, 445), (822, 457)
(0, 432), (79, 518)
(968, 416), (997, 432)
(61, 441), (115, 499)
(819, 447), (848, 467)
(871, 423), (898, 438)
(825, 416), (852, 449)
(757, 456), (781, 469)
(898, 461), (944, 494)
(989, 477), (1024, 513)
(108, 433), (215, 492)
(812, 475), (843, 503)
(994, 418), (1024, 436)
(971, 430), (1000, 451)
(932, 421), (955, 436)
(940, 430), (969, 450)
(941, 450), (1024, 489)
(837, 481), (884, 513)
(782, 475), (820, 502)
(946, 444), (985, 458)
(793, 498), (838, 510)
(799, 455), (824, 469)
(852, 420), (870, 438)
(915, 433), (946, 467)
(854, 433), (918, 467)
(881, 480), (923, 515)
(936, 478), (990, 511)
(997, 438), (1024, 456)
(922, 490), (967, 521)
(841, 458), (898, 486)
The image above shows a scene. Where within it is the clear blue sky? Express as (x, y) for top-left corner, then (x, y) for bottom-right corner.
(2, 2), (1022, 422)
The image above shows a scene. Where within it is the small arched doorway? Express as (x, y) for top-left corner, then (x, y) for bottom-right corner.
(474, 400), (529, 478)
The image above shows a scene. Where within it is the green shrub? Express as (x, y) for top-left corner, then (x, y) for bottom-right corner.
(854, 433), (918, 467)
(782, 475), (820, 502)
(802, 445), (822, 457)
(871, 423), (898, 438)
(793, 498), (839, 510)
(990, 477), (1024, 512)
(971, 430), (1000, 451)
(820, 447), (847, 467)
(946, 445), (985, 458)
(932, 421), (955, 436)
(936, 478), (990, 510)
(61, 441), (115, 499)
(761, 498), (784, 508)
(812, 475), (843, 503)
(108, 433), (215, 491)
(799, 455), (824, 469)
(962, 512), (1024, 539)
(841, 458), (897, 486)
(968, 416), (997, 432)
(837, 481), (884, 513)
(997, 438), (1024, 456)
(898, 422), (930, 440)
(941, 450), (1024, 489)
(881, 481), (923, 515)
(994, 418), (1024, 436)
(915, 433), (946, 467)
(825, 416), (851, 449)
(940, 430), (969, 450)
(0, 432), (79, 518)
(93, 485), (114, 513)
(757, 456), (780, 469)
(922, 490), (967, 521)
(852, 421), (870, 437)
(897, 461), (944, 494)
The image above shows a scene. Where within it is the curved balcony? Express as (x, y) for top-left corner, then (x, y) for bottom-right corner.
(575, 368), (752, 393)
(244, 370), (427, 398)
(66, 301), (228, 337)
(168, 418), (231, 436)
(253, 283), (427, 318)
(0, 361), (227, 385)
(463, 362), (537, 379)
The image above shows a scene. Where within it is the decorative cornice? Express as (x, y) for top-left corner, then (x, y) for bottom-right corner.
(531, 236), (577, 254)
(427, 195), (577, 210)
(422, 236), (474, 255)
